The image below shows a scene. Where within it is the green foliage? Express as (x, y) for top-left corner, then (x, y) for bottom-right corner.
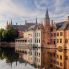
(0, 28), (5, 41)
(0, 27), (18, 42)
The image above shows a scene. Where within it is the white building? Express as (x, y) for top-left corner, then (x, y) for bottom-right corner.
(15, 23), (44, 67)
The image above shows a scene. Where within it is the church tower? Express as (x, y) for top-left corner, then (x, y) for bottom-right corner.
(44, 9), (51, 45)
(44, 9), (50, 27)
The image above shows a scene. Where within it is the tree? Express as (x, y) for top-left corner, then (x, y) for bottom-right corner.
(2, 28), (18, 42)
(0, 28), (5, 41)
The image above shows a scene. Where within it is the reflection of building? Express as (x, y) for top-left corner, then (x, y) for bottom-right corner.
(15, 9), (69, 69)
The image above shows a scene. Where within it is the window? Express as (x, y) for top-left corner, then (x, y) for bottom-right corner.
(39, 53), (40, 57)
(37, 52), (38, 56)
(57, 55), (59, 58)
(25, 40), (27, 42)
(35, 38), (36, 43)
(65, 56), (68, 60)
(57, 39), (59, 43)
(60, 39), (62, 43)
(37, 38), (38, 43)
(60, 62), (62, 66)
(39, 38), (40, 43)
(60, 55), (62, 60)
(54, 39), (56, 44)
(37, 58), (38, 62)
(56, 61), (59, 65)
(53, 53), (55, 57)
(39, 59), (40, 62)
(60, 32), (63, 36)
(37, 33), (38, 37)
(57, 32), (59, 36)
(39, 33), (40, 37)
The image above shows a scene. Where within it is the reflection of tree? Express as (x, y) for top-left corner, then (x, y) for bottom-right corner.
(0, 47), (19, 64)
(0, 48), (4, 59)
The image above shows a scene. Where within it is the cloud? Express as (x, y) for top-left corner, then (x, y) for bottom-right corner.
(0, 0), (69, 28)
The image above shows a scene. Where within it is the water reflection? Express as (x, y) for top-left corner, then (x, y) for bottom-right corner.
(0, 47), (35, 69)
(0, 47), (18, 65)
(0, 46), (68, 69)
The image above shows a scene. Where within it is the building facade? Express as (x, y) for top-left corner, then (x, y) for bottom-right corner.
(15, 9), (69, 69)
(15, 22), (44, 68)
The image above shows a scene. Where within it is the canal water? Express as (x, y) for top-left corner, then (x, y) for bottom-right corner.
(0, 47), (35, 69)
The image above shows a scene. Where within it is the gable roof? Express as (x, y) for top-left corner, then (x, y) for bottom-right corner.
(56, 21), (69, 30)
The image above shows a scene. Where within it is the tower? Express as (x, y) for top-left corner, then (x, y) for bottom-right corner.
(44, 9), (50, 27)
(43, 9), (51, 69)
(43, 9), (51, 45)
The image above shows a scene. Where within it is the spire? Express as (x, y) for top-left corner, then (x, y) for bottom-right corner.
(10, 19), (12, 25)
(7, 20), (8, 25)
(44, 8), (50, 26)
(45, 9), (49, 19)
(6, 21), (9, 29)
(36, 17), (37, 25)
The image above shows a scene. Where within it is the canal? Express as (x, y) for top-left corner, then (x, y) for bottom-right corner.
(0, 47), (35, 69)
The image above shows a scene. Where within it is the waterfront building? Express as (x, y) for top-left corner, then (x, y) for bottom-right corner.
(15, 18), (44, 68)
(43, 11), (69, 69)
(15, 9), (69, 69)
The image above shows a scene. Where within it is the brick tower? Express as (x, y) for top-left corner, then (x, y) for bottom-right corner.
(44, 9), (51, 45)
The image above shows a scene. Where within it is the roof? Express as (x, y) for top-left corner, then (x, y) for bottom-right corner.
(56, 21), (69, 30)
(12, 23), (36, 31)
(27, 24), (44, 31)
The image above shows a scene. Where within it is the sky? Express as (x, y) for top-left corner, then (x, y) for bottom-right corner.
(0, 0), (69, 28)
